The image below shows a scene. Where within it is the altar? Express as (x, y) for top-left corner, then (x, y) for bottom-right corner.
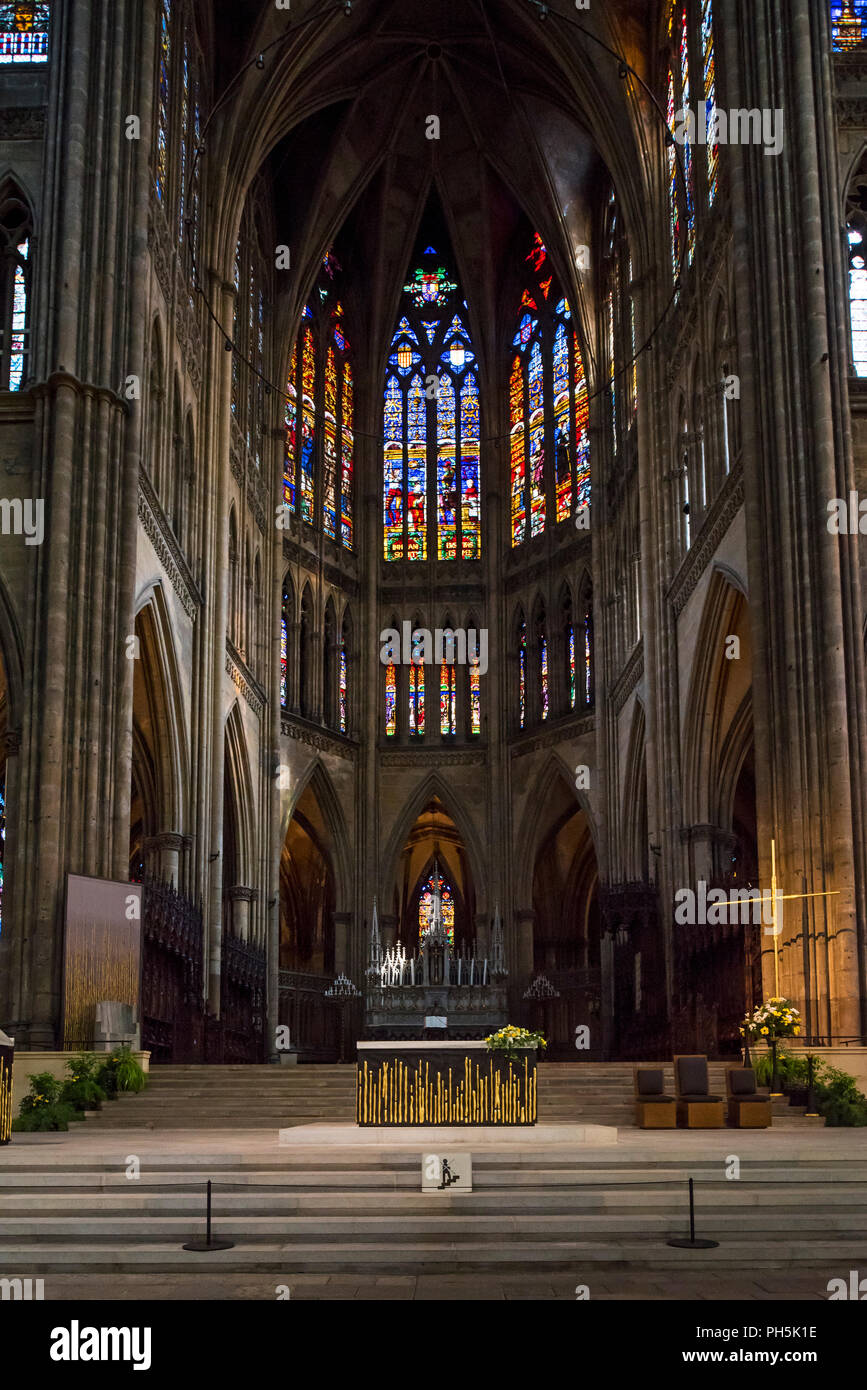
(356, 1040), (537, 1127)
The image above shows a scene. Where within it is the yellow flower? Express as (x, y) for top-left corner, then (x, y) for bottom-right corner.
(760, 1026), (769, 1035)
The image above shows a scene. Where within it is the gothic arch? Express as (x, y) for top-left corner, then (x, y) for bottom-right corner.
(224, 701), (255, 888)
(282, 757), (351, 914)
(513, 751), (599, 898)
(132, 583), (189, 838)
(681, 565), (751, 828)
(379, 773), (487, 915)
(622, 697), (649, 882)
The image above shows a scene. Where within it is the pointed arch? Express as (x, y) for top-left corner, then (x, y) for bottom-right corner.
(224, 701), (255, 889)
(282, 757), (352, 913)
(380, 773), (487, 916)
(514, 751), (599, 895)
(132, 581), (191, 845)
(622, 698), (649, 882)
(681, 565), (751, 827)
(147, 317), (166, 494)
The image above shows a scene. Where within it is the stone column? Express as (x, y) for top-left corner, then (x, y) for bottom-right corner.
(514, 908), (535, 986)
(333, 911), (351, 976)
(227, 885), (255, 943)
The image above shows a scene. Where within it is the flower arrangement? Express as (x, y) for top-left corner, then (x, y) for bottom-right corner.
(740, 997), (801, 1042)
(485, 1025), (547, 1061)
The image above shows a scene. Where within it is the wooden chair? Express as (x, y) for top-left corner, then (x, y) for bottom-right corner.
(726, 1065), (772, 1128)
(633, 1066), (676, 1128)
(673, 1054), (724, 1128)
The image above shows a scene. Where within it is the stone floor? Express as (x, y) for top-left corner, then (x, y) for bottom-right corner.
(33, 1269), (843, 1299)
(4, 1123), (867, 1301)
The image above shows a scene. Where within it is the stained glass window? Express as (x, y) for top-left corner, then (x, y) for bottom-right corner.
(0, 3), (50, 64)
(419, 870), (455, 946)
(584, 604), (593, 705)
(510, 357), (526, 544)
(299, 325), (315, 522)
(667, 66), (679, 278)
(469, 661), (481, 736)
(540, 633), (549, 721)
(280, 615), (288, 706)
(568, 625), (576, 708)
(607, 290), (617, 457)
(440, 653), (456, 735)
(283, 298), (353, 547)
(680, 5), (696, 265)
(519, 619), (527, 729)
(383, 246), (480, 562)
(8, 236), (28, 390)
(339, 638), (347, 734)
(284, 340), (297, 512)
(511, 244), (591, 544)
(460, 373), (480, 558)
(385, 661), (397, 736)
(702, 0), (718, 203)
(409, 659), (425, 736)
(341, 360), (353, 547)
(179, 34), (189, 238)
(849, 227), (867, 375)
(323, 346), (338, 538)
(832, 1), (867, 50)
(437, 375), (457, 559)
(156, 0), (171, 202)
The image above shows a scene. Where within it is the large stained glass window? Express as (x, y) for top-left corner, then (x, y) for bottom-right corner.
(832, 2), (867, 50)
(679, 5), (696, 266)
(0, 3), (50, 64)
(510, 240), (591, 545)
(383, 246), (481, 561)
(702, 0), (718, 203)
(440, 650), (457, 736)
(339, 638), (347, 734)
(409, 657), (425, 736)
(667, 65), (679, 277)
(385, 661), (397, 737)
(1, 193), (32, 391)
(419, 870), (455, 946)
(156, 0), (171, 202)
(469, 661), (481, 736)
(849, 226), (867, 375)
(518, 618), (527, 729)
(283, 299), (353, 548)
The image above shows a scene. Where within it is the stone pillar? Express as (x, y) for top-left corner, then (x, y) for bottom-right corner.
(333, 910), (351, 977)
(227, 885), (255, 943)
(515, 908), (535, 986)
(380, 913), (398, 952)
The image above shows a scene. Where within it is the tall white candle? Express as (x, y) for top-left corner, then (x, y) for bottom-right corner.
(483, 959), (488, 985)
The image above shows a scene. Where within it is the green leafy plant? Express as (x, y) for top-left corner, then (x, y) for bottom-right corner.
(60, 1054), (107, 1112)
(485, 1025), (547, 1061)
(751, 1047), (867, 1126)
(105, 1046), (147, 1093)
(11, 1071), (76, 1132)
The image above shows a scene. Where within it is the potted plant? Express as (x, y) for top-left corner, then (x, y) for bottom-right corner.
(484, 1025), (547, 1062)
(739, 998), (801, 1094)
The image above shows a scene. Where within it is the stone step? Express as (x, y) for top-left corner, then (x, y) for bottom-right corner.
(1, 1236), (860, 1272)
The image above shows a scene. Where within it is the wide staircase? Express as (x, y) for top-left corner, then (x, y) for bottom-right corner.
(82, 1061), (818, 1131)
(1, 1063), (847, 1285)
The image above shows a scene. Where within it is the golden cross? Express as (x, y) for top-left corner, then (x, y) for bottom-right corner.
(718, 838), (840, 996)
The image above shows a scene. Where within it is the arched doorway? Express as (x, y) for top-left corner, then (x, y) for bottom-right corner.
(391, 796), (475, 951)
(525, 771), (601, 1058)
(279, 775), (341, 1060)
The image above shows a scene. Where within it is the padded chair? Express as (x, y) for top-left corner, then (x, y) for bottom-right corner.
(633, 1066), (676, 1128)
(673, 1054), (724, 1128)
(726, 1065), (772, 1128)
